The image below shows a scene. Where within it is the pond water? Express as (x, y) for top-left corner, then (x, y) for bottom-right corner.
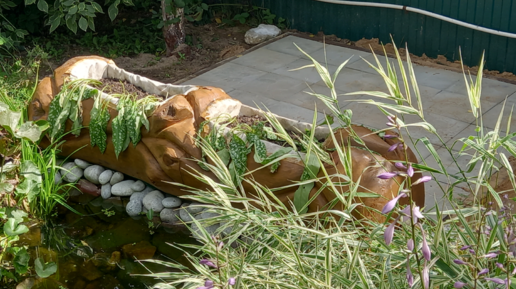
(14, 191), (196, 289)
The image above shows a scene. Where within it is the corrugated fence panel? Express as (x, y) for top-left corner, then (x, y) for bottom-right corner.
(253, 0), (516, 73)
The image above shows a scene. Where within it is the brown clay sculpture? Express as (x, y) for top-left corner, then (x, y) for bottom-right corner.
(27, 56), (425, 222)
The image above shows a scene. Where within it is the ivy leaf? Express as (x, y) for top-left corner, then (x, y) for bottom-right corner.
(34, 258), (57, 278)
(37, 0), (48, 12)
(4, 218), (29, 236)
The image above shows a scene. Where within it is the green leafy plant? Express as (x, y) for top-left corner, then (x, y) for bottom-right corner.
(89, 93), (111, 153)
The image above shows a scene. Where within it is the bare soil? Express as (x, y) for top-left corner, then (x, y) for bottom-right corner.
(95, 78), (163, 100)
(42, 22), (516, 89)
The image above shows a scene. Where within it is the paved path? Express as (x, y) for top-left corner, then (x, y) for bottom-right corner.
(181, 35), (516, 211)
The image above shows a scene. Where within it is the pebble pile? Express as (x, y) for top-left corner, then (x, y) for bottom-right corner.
(58, 159), (221, 232)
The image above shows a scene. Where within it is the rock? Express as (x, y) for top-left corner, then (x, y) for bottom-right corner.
(130, 192), (145, 203)
(84, 165), (105, 184)
(91, 251), (119, 271)
(121, 240), (156, 260)
(77, 179), (100, 196)
(74, 158), (91, 169)
(131, 180), (145, 191)
(160, 208), (180, 224)
(125, 200), (142, 217)
(162, 196), (182, 208)
(111, 180), (135, 196)
(141, 186), (154, 194)
(54, 171), (62, 185)
(101, 184), (112, 199)
(98, 170), (113, 185)
(110, 172), (124, 185)
(186, 202), (205, 214)
(244, 24), (281, 45)
(142, 191), (164, 212)
(60, 162), (83, 183)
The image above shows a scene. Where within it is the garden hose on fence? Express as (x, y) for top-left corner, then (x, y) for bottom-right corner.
(315, 0), (516, 39)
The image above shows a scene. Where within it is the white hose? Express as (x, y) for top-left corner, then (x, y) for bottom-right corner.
(315, 0), (516, 39)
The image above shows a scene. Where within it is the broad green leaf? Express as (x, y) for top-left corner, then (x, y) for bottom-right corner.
(91, 1), (102, 12)
(68, 5), (78, 14)
(20, 160), (42, 183)
(4, 218), (29, 236)
(13, 248), (30, 275)
(78, 17), (88, 31)
(24, 0), (36, 5)
(10, 209), (27, 222)
(174, 0), (185, 8)
(229, 134), (250, 186)
(34, 258), (57, 278)
(294, 153), (320, 214)
(0, 101), (21, 132)
(0, 182), (14, 193)
(15, 121), (43, 142)
(37, 0), (48, 12)
(108, 2), (119, 21)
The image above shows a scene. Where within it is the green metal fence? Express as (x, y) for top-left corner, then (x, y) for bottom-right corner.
(253, 0), (516, 73)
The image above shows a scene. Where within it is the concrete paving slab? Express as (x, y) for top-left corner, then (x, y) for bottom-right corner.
(445, 77), (516, 104)
(264, 35), (324, 58)
(232, 48), (299, 72)
(424, 90), (499, 124)
(181, 77), (236, 94)
(300, 44), (371, 66)
(411, 65), (463, 91)
(266, 83), (348, 114)
(480, 101), (516, 130)
(184, 63), (267, 92)
(271, 58), (338, 84)
(236, 72), (307, 98)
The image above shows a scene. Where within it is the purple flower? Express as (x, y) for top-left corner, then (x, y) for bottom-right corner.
(486, 278), (505, 285)
(199, 259), (217, 268)
(407, 164), (414, 177)
(412, 206), (424, 223)
(400, 205), (411, 222)
(422, 265), (429, 289)
(469, 249), (475, 254)
(388, 143), (402, 152)
(413, 176), (432, 185)
(218, 241), (224, 250)
(496, 262), (504, 269)
(205, 280), (214, 288)
(228, 278), (236, 286)
(420, 225), (431, 261)
(453, 259), (467, 265)
(384, 220), (397, 245)
(383, 134), (398, 139)
(422, 237), (431, 261)
(407, 239), (414, 251)
(483, 252), (498, 258)
(381, 193), (407, 214)
(378, 172), (398, 180)
(395, 162), (407, 170)
(454, 281), (466, 288)
(406, 262), (414, 286)
(460, 245), (471, 250)
(478, 268), (489, 276)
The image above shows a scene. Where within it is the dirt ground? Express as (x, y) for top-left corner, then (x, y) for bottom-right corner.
(41, 22), (516, 86)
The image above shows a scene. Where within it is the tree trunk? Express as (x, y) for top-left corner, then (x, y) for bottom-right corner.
(161, 2), (185, 56)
